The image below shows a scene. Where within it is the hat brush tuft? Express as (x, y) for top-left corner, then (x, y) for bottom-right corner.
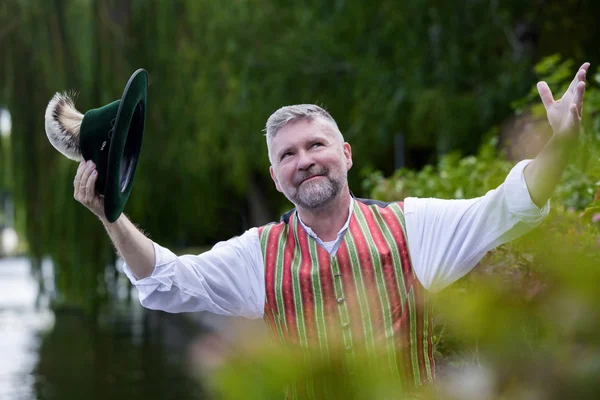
(44, 92), (85, 161)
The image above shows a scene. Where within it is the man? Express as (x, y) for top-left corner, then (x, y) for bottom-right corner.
(74, 63), (589, 390)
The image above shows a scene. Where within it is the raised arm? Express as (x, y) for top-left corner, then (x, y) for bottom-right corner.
(73, 160), (265, 318)
(405, 160), (550, 293)
(524, 62), (590, 207)
(405, 63), (591, 293)
(74, 160), (155, 279)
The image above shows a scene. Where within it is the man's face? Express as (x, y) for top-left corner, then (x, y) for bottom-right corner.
(269, 118), (352, 210)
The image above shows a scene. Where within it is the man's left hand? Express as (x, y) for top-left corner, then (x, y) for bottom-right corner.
(537, 62), (590, 143)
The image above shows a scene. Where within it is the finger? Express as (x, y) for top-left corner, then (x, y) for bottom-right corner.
(73, 161), (86, 197)
(574, 80), (585, 116)
(565, 71), (583, 99)
(580, 62), (591, 73)
(74, 165), (82, 187)
(537, 81), (554, 109)
(85, 168), (98, 203)
(570, 103), (581, 121)
(569, 64), (589, 92)
(73, 178), (79, 197)
(78, 162), (94, 200)
(563, 65), (585, 98)
(576, 67), (587, 84)
(75, 160), (85, 179)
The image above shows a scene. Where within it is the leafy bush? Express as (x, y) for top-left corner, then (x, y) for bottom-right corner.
(361, 132), (512, 202)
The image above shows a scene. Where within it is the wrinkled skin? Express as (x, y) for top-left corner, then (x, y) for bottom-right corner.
(268, 118), (353, 212)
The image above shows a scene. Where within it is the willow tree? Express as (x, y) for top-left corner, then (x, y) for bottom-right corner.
(0, 0), (131, 314)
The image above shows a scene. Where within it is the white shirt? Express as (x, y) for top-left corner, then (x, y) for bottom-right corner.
(123, 159), (549, 319)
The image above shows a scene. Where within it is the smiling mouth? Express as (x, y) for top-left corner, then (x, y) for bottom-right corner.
(300, 175), (323, 185)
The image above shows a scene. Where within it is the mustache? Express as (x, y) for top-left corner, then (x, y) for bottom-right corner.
(293, 166), (329, 186)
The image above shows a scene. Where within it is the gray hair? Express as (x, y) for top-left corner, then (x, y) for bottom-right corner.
(265, 104), (344, 163)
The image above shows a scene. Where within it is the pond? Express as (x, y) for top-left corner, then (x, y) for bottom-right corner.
(0, 257), (211, 400)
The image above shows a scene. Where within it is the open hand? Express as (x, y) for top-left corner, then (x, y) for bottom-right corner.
(74, 160), (106, 220)
(537, 62), (590, 142)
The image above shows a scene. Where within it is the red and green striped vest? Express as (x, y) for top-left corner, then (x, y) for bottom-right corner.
(258, 198), (435, 388)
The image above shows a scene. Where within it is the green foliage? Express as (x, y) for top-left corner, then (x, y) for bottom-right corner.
(213, 344), (433, 399)
(362, 133), (512, 201)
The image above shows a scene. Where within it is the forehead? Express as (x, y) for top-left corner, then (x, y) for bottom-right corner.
(271, 118), (338, 149)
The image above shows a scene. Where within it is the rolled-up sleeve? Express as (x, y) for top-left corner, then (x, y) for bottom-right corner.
(122, 228), (265, 319)
(405, 159), (550, 293)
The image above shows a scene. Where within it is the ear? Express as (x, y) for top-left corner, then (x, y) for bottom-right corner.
(343, 142), (353, 171)
(269, 166), (283, 193)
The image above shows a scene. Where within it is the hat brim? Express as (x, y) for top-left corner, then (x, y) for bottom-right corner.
(104, 69), (148, 223)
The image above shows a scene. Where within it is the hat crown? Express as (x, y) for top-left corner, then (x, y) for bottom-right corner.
(80, 100), (120, 150)
(79, 99), (121, 195)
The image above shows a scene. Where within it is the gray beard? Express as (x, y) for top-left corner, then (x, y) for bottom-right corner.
(292, 173), (344, 210)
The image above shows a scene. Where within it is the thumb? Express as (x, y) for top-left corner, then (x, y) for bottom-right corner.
(537, 81), (554, 109)
(570, 103), (582, 121)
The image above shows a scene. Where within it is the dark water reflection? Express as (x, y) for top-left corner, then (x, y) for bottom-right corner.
(0, 257), (209, 400)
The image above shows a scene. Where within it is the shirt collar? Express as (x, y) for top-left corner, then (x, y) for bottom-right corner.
(297, 197), (354, 243)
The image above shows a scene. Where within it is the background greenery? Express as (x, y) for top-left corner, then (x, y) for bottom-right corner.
(1, 1), (599, 397)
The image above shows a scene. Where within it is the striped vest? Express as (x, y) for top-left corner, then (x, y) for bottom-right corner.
(258, 198), (435, 388)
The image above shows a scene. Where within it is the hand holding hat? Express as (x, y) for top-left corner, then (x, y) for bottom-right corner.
(44, 69), (148, 222)
(73, 159), (105, 220)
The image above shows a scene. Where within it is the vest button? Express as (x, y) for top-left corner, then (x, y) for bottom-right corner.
(337, 297), (345, 304)
(342, 322), (350, 329)
(345, 345), (352, 351)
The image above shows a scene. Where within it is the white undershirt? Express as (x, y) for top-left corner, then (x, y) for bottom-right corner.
(295, 197), (354, 256)
(123, 160), (549, 319)
(321, 240), (337, 252)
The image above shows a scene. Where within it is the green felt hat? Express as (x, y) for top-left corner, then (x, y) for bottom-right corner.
(44, 69), (148, 222)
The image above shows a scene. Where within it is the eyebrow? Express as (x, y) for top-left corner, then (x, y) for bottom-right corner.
(277, 146), (293, 160)
(277, 135), (329, 160)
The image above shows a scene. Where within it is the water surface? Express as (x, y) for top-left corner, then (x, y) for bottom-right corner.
(0, 257), (208, 400)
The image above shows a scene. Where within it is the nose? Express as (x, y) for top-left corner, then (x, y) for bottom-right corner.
(297, 150), (314, 171)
